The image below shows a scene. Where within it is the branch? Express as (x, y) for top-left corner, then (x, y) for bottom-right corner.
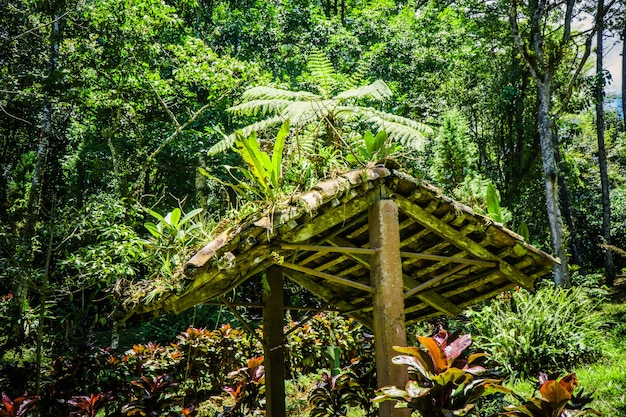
(11, 10), (72, 41)
(555, 4), (601, 118)
(509, 0), (542, 83)
(0, 102), (33, 125)
(148, 100), (215, 162)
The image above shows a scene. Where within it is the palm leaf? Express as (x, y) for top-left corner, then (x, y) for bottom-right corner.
(282, 100), (333, 126)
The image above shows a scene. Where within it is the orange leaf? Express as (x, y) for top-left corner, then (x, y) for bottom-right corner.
(539, 374), (577, 404)
(559, 373), (578, 395)
(417, 336), (448, 373)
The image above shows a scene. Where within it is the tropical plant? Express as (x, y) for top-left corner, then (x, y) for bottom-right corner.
(222, 356), (266, 417)
(66, 392), (114, 417)
(373, 329), (509, 417)
(0, 393), (37, 417)
(466, 285), (605, 379)
(308, 370), (375, 417)
(201, 121), (290, 202)
(346, 130), (402, 166)
(208, 49), (431, 154)
(500, 372), (601, 416)
(144, 207), (204, 244)
(121, 374), (180, 416)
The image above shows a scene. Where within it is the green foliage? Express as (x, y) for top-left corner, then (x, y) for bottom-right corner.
(201, 121), (290, 203)
(466, 286), (606, 379)
(430, 109), (477, 192)
(233, 120), (288, 202)
(374, 329), (509, 417)
(487, 183), (505, 224)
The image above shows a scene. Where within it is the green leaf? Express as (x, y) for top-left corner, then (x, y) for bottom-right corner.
(486, 183), (503, 223)
(517, 221), (530, 241)
(166, 208), (181, 228)
(144, 222), (161, 238)
(145, 208), (166, 224)
(179, 208), (203, 228)
(271, 120), (289, 188)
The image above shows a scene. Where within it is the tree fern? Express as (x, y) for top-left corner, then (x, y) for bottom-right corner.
(208, 49), (432, 155)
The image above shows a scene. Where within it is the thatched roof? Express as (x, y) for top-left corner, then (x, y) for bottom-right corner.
(119, 167), (556, 327)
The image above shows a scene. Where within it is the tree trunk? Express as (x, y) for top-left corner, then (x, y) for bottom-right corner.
(596, 0), (616, 286)
(14, 7), (62, 344)
(537, 80), (570, 286)
(195, 152), (209, 211)
(555, 146), (585, 272)
(622, 23), (625, 131)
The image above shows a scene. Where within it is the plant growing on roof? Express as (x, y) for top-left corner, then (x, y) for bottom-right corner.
(201, 120), (289, 203)
(208, 49), (431, 155)
(373, 329), (509, 417)
(346, 130), (402, 166)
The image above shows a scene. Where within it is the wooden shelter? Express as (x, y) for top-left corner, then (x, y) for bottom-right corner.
(119, 167), (556, 417)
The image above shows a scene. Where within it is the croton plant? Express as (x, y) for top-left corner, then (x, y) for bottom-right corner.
(374, 329), (509, 417)
(501, 372), (601, 417)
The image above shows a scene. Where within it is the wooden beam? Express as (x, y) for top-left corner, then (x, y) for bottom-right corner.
(400, 251), (496, 267)
(282, 269), (373, 328)
(414, 290), (462, 317)
(369, 199), (410, 417)
(329, 236), (461, 317)
(199, 300), (339, 312)
(283, 193), (375, 242)
(279, 261), (374, 293)
(281, 243), (377, 255)
(404, 263), (469, 299)
(392, 193), (533, 288)
(220, 297), (264, 346)
(263, 267), (286, 417)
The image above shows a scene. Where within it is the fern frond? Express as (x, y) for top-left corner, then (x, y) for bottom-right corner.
(282, 100), (334, 126)
(345, 64), (370, 90)
(358, 108), (433, 151)
(334, 80), (392, 102)
(227, 99), (292, 117)
(207, 115), (285, 155)
(308, 48), (337, 97)
(241, 86), (319, 101)
(290, 123), (318, 157)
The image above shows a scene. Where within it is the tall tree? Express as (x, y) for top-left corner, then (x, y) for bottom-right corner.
(509, 0), (599, 286)
(595, 0), (616, 286)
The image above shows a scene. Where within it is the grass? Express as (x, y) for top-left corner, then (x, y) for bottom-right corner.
(573, 288), (626, 415)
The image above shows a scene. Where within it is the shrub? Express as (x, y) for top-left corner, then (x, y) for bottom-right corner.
(466, 285), (606, 379)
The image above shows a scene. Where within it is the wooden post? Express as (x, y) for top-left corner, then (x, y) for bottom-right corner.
(369, 199), (410, 417)
(263, 266), (286, 417)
